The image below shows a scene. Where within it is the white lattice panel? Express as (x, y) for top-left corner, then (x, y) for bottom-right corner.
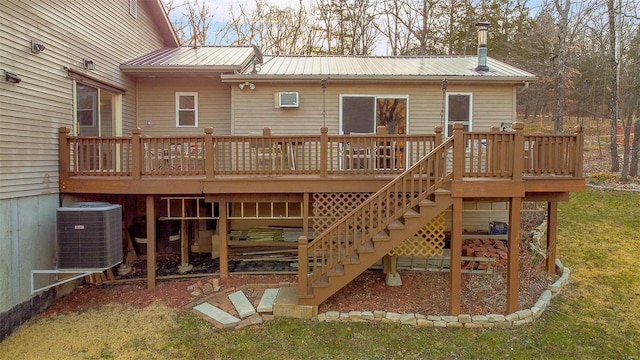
(389, 211), (446, 257)
(312, 192), (371, 237)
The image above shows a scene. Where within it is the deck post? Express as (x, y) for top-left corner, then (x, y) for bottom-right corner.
(512, 122), (524, 181)
(58, 127), (71, 182)
(449, 198), (463, 315)
(219, 201), (229, 277)
(452, 123), (465, 181)
(320, 127), (328, 178)
(573, 125), (584, 177)
(303, 193), (309, 238)
(506, 196), (522, 313)
(434, 126), (443, 147)
(204, 128), (214, 178)
(132, 128), (142, 180)
(546, 201), (558, 273)
(298, 236), (309, 298)
(146, 195), (156, 289)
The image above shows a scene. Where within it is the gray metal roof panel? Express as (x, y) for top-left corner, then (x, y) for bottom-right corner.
(122, 46), (255, 68)
(249, 55), (536, 79)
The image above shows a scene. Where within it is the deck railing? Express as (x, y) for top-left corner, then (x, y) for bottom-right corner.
(58, 123), (584, 180)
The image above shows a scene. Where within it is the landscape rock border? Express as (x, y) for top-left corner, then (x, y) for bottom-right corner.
(314, 258), (569, 328)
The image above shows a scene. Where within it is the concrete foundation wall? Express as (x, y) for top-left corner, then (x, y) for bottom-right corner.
(0, 194), (58, 314)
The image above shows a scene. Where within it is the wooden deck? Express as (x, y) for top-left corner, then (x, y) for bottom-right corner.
(58, 122), (585, 314)
(59, 124), (585, 196)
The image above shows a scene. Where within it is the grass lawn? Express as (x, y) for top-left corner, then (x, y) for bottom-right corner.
(1, 188), (638, 359)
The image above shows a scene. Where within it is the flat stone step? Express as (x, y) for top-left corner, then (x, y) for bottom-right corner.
(257, 288), (280, 313)
(228, 290), (256, 319)
(194, 302), (240, 327)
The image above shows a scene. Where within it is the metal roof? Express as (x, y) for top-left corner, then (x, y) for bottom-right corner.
(121, 47), (537, 81)
(121, 46), (256, 71)
(233, 55), (537, 81)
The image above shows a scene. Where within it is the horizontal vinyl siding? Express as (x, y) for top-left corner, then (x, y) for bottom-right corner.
(231, 82), (516, 135)
(0, 0), (168, 200)
(137, 78), (232, 136)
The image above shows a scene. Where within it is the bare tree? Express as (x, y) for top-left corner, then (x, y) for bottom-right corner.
(375, 0), (412, 55)
(607, 0), (621, 171)
(553, 0), (570, 133)
(162, 0), (220, 46)
(161, 0), (187, 42)
(631, 22), (640, 176)
(315, 0), (378, 55)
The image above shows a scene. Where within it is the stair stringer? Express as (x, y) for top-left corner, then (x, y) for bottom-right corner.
(299, 190), (453, 306)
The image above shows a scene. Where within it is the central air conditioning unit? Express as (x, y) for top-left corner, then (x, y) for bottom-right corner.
(56, 202), (122, 270)
(278, 91), (299, 108)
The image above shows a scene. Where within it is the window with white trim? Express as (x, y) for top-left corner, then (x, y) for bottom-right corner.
(176, 92), (198, 127)
(445, 92), (473, 137)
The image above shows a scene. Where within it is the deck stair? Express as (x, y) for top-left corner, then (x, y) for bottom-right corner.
(300, 190), (452, 305)
(298, 138), (456, 306)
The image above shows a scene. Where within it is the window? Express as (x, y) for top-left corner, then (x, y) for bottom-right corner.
(176, 92), (198, 127)
(129, 0), (138, 18)
(445, 93), (473, 137)
(340, 95), (408, 135)
(77, 84), (98, 128)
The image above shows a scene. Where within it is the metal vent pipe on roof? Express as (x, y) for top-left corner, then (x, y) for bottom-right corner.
(475, 21), (490, 72)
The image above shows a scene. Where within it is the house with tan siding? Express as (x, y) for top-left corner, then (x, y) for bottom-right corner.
(2, 0), (585, 337)
(123, 47), (534, 137)
(0, 0), (178, 340)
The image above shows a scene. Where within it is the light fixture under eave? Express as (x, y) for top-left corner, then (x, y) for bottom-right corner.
(5, 71), (22, 84)
(83, 59), (95, 71)
(238, 81), (255, 90)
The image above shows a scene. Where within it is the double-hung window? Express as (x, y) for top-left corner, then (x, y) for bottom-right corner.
(176, 92), (198, 127)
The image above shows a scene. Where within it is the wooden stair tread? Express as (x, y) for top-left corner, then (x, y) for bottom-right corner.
(388, 220), (405, 230)
(357, 240), (375, 253)
(312, 274), (329, 288)
(343, 252), (360, 264)
(419, 199), (436, 207)
(373, 231), (390, 242)
(403, 209), (420, 218)
(328, 264), (344, 276)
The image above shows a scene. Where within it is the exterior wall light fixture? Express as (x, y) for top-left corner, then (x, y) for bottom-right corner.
(31, 40), (45, 53)
(5, 71), (22, 84)
(238, 81), (255, 90)
(83, 59), (95, 70)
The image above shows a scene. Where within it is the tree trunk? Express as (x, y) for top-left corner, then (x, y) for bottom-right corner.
(607, 0), (620, 172)
(621, 113), (632, 181)
(631, 114), (640, 177)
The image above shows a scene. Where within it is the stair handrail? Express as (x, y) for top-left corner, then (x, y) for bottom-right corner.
(299, 136), (455, 292)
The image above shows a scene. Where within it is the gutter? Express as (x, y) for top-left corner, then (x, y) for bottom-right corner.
(220, 74), (539, 84)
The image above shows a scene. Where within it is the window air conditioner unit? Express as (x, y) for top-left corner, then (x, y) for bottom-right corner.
(278, 92), (299, 108)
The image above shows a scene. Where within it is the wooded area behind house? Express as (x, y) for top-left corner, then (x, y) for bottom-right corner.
(164, 0), (640, 178)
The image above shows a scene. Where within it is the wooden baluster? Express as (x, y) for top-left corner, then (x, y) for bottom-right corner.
(320, 127), (328, 178)
(204, 128), (214, 178)
(132, 128), (142, 180)
(574, 125), (584, 177)
(452, 123), (465, 182)
(512, 121), (524, 181)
